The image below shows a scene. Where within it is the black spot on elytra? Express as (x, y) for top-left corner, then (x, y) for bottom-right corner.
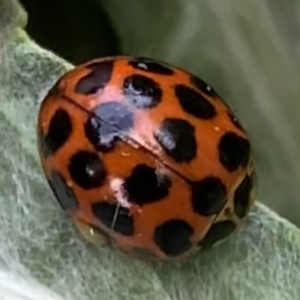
(92, 202), (134, 236)
(198, 220), (237, 249)
(48, 170), (79, 212)
(123, 74), (162, 109)
(123, 164), (171, 206)
(154, 219), (193, 256)
(174, 84), (216, 119)
(234, 174), (253, 218)
(85, 101), (134, 152)
(75, 60), (114, 95)
(218, 132), (250, 172)
(191, 177), (227, 216)
(154, 118), (197, 163)
(41, 108), (72, 157)
(68, 150), (107, 189)
(129, 57), (174, 75)
(227, 111), (245, 132)
(190, 75), (217, 98)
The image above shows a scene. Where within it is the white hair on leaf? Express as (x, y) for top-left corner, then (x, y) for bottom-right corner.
(0, 269), (69, 300)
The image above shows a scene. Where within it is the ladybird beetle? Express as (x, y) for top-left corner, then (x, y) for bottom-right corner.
(37, 56), (256, 260)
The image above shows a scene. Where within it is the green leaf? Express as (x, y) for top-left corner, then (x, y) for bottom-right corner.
(0, 0), (300, 300)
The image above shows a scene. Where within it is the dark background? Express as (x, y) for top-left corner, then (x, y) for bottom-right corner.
(19, 0), (121, 64)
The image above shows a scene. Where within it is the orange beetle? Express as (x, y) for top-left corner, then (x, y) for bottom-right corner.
(37, 56), (256, 260)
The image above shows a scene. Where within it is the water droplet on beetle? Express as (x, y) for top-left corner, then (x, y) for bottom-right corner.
(86, 166), (95, 176)
(121, 151), (130, 157)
